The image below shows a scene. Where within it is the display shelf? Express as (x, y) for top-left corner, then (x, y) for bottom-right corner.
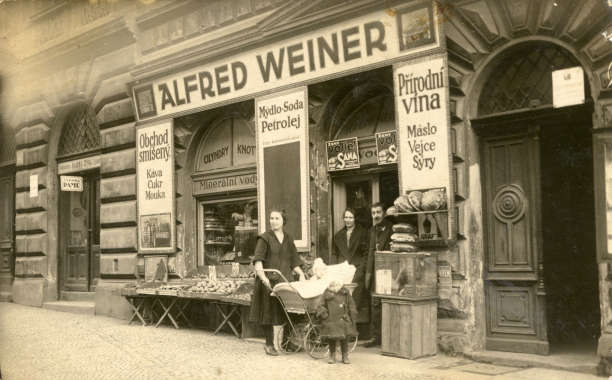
(388, 210), (447, 216)
(204, 241), (233, 245)
(204, 226), (232, 232)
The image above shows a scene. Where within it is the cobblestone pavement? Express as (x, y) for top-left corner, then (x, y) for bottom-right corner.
(0, 302), (602, 380)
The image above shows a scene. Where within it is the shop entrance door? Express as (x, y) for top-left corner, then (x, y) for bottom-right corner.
(0, 173), (14, 300)
(331, 171), (398, 244)
(60, 173), (100, 292)
(481, 127), (549, 354)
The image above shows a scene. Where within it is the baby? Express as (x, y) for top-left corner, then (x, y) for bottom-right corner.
(316, 280), (358, 364)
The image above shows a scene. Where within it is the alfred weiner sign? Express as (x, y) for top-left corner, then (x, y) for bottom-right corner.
(132, 1), (440, 121)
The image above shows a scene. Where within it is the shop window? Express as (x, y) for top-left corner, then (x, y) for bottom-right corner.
(195, 117), (256, 172)
(200, 197), (258, 266)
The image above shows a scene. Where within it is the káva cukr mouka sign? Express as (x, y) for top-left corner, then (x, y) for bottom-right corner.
(132, 1), (441, 121)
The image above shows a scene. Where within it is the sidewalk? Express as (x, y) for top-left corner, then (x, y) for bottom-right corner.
(0, 302), (602, 380)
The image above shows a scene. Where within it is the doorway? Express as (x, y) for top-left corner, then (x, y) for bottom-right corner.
(59, 172), (100, 292)
(479, 106), (598, 355)
(331, 171), (398, 234)
(540, 113), (599, 352)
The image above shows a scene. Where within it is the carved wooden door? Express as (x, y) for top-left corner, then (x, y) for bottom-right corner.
(61, 173), (99, 292)
(482, 129), (549, 355)
(0, 174), (14, 300)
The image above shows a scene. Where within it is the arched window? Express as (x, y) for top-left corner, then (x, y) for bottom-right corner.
(194, 116), (255, 172)
(330, 83), (395, 140)
(58, 105), (100, 157)
(478, 43), (583, 117)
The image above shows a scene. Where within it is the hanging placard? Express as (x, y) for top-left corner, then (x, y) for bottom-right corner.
(255, 87), (310, 250)
(552, 66), (585, 108)
(375, 131), (398, 165)
(60, 176), (83, 192)
(136, 120), (175, 254)
(326, 138), (360, 171)
(29, 174), (38, 198)
(394, 54), (452, 205)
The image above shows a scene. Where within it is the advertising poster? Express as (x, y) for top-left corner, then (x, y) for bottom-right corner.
(255, 87), (310, 250)
(375, 131), (398, 165)
(394, 55), (452, 206)
(326, 137), (359, 171)
(136, 120), (175, 254)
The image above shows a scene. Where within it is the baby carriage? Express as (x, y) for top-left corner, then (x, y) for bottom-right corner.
(263, 269), (359, 359)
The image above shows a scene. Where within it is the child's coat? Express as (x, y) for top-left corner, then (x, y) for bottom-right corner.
(316, 287), (358, 339)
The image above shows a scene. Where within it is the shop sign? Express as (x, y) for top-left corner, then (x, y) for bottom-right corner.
(394, 54), (451, 205)
(256, 87), (310, 250)
(552, 66), (585, 108)
(375, 131), (398, 165)
(326, 138), (359, 171)
(60, 176), (83, 192)
(132, 1), (441, 121)
(136, 120), (175, 254)
(193, 173), (257, 195)
(57, 155), (100, 175)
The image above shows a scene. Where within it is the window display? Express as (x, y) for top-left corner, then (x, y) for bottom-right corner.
(201, 198), (258, 265)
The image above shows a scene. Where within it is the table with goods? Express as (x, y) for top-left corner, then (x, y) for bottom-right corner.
(373, 188), (451, 359)
(121, 265), (256, 338)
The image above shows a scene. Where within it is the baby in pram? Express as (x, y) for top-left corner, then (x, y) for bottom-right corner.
(316, 279), (358, 364)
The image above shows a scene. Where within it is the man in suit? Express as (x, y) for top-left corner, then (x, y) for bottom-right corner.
(333, 208), (369, 308)
(364, 202), (393, 347)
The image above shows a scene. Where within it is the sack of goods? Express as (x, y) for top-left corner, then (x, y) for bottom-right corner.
(392, 223), (417, 234)
(391, 232), (417, 242)
(390, 242), (418, 252)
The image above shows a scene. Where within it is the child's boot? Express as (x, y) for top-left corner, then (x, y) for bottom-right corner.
(328, 340), (336, 364)
(341, 340), (350, 364)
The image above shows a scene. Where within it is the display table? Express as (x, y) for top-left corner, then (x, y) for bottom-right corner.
(123, 292), (252, 338)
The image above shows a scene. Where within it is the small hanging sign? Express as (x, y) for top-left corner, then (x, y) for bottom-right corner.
(29, 175), (38, 198)
(326, 137), (360, 171)
(60, 176), (83, 192)
(375, 131), (398, 165)
(552, 66), (585, 108)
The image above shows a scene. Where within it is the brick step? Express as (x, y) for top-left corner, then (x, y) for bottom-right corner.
(60, 291), (95, 302)
(42, 301), (95, 315)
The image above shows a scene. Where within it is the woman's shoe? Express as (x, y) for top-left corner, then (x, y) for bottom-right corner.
(264, 345), (279, 356)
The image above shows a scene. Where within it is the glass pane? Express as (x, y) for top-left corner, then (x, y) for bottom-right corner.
(196, 119), (232, 171)
(233, 118), (256, 166)
(346, 181), (372, 229)
(202, 198), (258, 265)
(69, 186), (89, 247)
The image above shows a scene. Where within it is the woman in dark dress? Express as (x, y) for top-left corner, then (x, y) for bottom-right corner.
(249, 209), (306, 356)
(332, 208), (368, 309)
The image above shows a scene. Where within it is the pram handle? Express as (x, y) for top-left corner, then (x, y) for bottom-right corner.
(261, 269), (290, 283)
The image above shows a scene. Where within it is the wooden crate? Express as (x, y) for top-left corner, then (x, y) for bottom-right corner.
(381, 298), (437, 359)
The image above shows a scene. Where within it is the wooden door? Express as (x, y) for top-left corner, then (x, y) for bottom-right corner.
(0, 174), (14, 300)
(482, 129), (549, 355)
(62, 174), (99, 291)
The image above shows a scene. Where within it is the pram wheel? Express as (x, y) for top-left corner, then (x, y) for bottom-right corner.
(304, 325), (328, 359)
(277, 323), (304, 354)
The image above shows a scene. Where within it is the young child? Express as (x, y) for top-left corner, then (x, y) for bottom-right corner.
(316, 280), (358, 364)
